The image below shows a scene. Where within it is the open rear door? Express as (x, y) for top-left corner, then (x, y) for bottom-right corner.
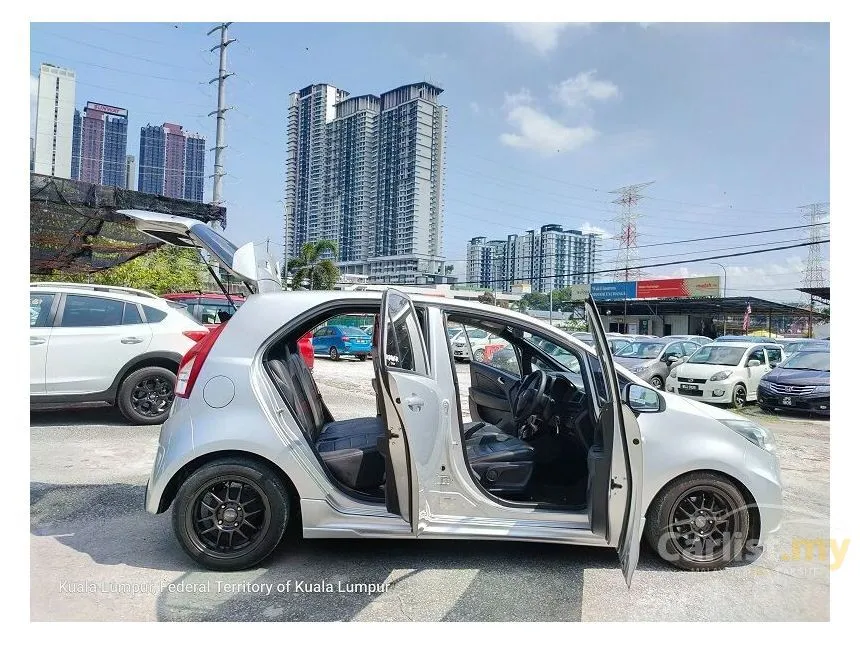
(373, 289), (436, 528)
(117, 210), (282, 293)
(585, 295), (643, 586)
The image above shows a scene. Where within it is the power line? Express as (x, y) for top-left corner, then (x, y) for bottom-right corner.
(31, 50), (202, 84)
(453, 239), (829, 288)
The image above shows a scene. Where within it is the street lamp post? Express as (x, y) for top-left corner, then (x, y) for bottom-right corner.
(711, 262), (728, 335)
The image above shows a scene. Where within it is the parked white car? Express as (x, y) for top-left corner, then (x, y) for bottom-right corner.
(450, 326), (501, 361)
(30, 282), (208, 424)
(665, 341), (784, 409)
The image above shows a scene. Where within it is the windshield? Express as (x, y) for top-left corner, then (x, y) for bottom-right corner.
(781, 351), (830, 371)
(615, 341), (664, 359)
(524, 333), (581, 372)
(688, 345), (746, 366)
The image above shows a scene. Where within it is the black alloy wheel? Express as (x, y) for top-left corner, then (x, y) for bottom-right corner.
(732, 384), (747, 409)
(645, 473), (750, 571)
(172, 457), (290, 571)
(117, 366), (176, 425)
(356, 354), (368, 361)
(329, 347), (340, 361)
(650, 375), (664, 390)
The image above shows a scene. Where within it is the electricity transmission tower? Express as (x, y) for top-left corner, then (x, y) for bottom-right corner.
(610, 181), (654, 281)
(799, 202), (829, 289)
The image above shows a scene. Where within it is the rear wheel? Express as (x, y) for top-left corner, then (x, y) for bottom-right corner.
(732, 384), (747, 409)
(355, 353), (368, 361)
(645, 472), (751, 571)
(329, 347), (340, 361)
(117, 366), (175, 425)
(172, 457), (290, 571)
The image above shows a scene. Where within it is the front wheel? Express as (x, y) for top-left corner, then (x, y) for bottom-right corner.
(732, 384), (747, 409)
(172, 457), (290, 571)
(645, 472), (751, 571)
(474, 348), (485, 362)
(117, 366), (176, 425)
(649, 375), (664, 390)
(329, 347), (340, 361)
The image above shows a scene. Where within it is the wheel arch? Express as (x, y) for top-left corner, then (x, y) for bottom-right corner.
(644, 468), (762, 546)
(110, 351), (183, 403)
(154, 449), (301, 525)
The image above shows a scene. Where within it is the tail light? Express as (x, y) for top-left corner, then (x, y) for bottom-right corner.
(183, 330), (209, 343)
(175, 324), (226, 398)
(342, 336), (350, 342)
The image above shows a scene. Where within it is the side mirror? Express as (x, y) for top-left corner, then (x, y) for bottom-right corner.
(666, 354), (680, 364)
(624, 383), (663, 413)
(747, 359), (762, 367)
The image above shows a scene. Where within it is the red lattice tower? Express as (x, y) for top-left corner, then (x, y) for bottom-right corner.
(610, 181), (654, 282)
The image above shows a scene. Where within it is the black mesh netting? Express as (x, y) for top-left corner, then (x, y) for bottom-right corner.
(30, 174), (227, 274)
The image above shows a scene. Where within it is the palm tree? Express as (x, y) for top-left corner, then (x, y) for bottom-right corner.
(287, 240), (340, 290)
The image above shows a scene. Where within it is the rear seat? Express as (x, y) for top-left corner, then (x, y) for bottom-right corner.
(268, 354), (385, 492)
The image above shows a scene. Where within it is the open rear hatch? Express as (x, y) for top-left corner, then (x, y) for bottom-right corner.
(117, 209), (282, 295)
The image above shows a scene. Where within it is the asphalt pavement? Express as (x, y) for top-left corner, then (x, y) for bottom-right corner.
(30, 358), (830, 621)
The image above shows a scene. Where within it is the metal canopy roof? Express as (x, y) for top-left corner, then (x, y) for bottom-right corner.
(595, 296), (821, 318)
(30, 173), (226, 274)
(796, 286), (830, 302)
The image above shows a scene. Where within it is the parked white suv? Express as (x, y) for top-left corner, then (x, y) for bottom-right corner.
(665, 341), (784, 409)
(30, 283), (208, 424)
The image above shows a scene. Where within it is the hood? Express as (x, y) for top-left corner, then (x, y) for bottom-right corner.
(763, 367), (830, 386)
(674, 361), (736, 380)
(614, 356), (655, 369)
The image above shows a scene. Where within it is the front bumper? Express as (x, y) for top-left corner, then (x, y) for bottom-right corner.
(666, 377), (736, 404)
(453, 345), (471, 359)
(757, 387), (830, 415)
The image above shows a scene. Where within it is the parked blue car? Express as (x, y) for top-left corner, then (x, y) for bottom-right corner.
(311, 325), (373, 361)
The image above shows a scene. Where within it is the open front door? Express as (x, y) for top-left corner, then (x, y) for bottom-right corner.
(585, 295), (644, 586)
(374, 289), (436, 528)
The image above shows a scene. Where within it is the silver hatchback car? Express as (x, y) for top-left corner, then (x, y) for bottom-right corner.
(123, 211), (783, 583)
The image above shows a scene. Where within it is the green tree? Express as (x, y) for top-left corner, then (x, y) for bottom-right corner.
(33, 246), (202, 295)
(287, 240), (340, 290)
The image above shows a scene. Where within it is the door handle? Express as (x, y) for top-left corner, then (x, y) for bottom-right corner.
(121, 337), (144, 344)
(404, 395), (424, 411)
(497, 376), (506, 386)
(30, 337), (47, 345)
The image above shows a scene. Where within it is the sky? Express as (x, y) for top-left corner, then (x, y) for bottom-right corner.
(30, 22), (830, 302)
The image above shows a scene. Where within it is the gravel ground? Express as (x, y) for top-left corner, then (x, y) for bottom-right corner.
(30, 358), (829, 621)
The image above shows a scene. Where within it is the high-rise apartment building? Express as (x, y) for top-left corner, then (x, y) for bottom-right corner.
(138, 123), (205, 202)
(33, 63), (76, 178)
(467, 224), (600, 293)
(285, 82), (448, 284)
(70, 102), (128, 187)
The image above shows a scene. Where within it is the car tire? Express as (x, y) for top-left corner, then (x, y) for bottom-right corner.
(732, 384), (747, 409)
(329, 347), (340, 361)
(474, 348), (485, 362)
(649, 375), (664, 390)
(645, 472), (751, 572)
(356, 354), (368, 361)
(172, 457), (290, 571)
(117, 366), (176, 425)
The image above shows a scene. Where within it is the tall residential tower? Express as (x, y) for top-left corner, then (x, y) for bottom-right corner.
(138, 123), (205, 202)
(285, 82), (448, 284)
(70, 102), (129, 187)
(33, 63), (76, 178)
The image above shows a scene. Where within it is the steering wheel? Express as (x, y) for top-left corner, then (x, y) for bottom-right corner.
(513, 369), (550, 426)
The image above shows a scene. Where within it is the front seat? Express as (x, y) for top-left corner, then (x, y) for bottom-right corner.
(463, 422), (535, 495)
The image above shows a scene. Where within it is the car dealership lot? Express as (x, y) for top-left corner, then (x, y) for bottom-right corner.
(31, 359), (830, 621)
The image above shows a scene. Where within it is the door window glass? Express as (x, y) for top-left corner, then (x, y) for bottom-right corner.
(30, 293), (55, 328)
(60, 295), (124, 327)
(121, 303), (143, 325)
(663, 342), (685, 361)
(747, 348), (766, 365)
(765, 347), (782, 366)
(384, 292), (428, 375)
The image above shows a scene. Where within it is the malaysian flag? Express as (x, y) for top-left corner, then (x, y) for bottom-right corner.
(742, 302), (752, 333)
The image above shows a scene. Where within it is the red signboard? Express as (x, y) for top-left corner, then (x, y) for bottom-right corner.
(635, 276), (721, 299)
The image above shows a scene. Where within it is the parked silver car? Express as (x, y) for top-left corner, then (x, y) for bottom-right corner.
(613, 338), (702, 390)
(123, 211), (783, 583)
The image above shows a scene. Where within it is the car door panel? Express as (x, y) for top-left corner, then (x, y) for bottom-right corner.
(468, 361), (519, 430)
(30, 292), (58, 395)
(584, 295), (643, 587)
(45, 294), (153, 395)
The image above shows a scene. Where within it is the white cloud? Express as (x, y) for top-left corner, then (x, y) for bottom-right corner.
(506, 23), (589, 55)
(502, 89), (534, 110)
(469, 101), (480, 115)
(551, 71), (619, 108)
(500, 104), (597, 154)
(580, 222), (610, 238)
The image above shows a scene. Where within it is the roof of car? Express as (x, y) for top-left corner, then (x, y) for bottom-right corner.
(30, 282), (173, 308)
(163, 292), (246, 300)
(702, 340), (780, 348)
